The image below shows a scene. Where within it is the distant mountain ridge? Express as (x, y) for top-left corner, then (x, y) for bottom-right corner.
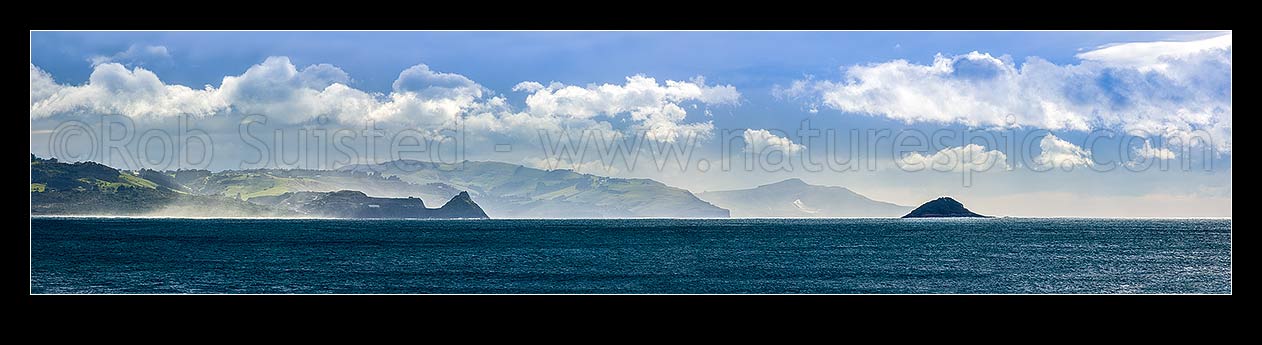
(338, 160), (730, 218)
(30, 155), (728, 218)
(159, 167), (459, 203)
(696, 178), (911, 217)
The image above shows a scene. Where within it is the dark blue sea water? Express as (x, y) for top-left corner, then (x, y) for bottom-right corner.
(30, 217), (1231, 294)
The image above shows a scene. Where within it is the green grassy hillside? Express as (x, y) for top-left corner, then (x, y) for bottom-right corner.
(30, 155), (288, 217)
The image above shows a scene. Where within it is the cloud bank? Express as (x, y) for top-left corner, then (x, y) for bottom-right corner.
(30, 57), (737, 145)
(778, 33), (1232, 153)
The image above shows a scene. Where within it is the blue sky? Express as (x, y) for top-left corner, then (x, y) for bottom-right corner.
(32, 31), (1205, 92)
(29, 31), (1231, 216)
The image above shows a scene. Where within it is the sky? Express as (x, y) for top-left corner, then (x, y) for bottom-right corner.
(29, 31), (1232, 217)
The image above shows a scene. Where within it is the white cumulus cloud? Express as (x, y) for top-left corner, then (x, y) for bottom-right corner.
(900, 144), (1009, 172)
(30, 62), (224, 120)
(1134, 139), (1177, 160)
(512, 81), (545, 93)
(30, 64), (61, 106)
(518, 75), (739, 142)
(743, 129), (804, 155)
(1035, 134), (1094, 170)
(298, 63), (352, 90)
(392, 64), (485, 100)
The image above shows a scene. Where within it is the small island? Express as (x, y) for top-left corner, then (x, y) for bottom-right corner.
(902, 197), (988, 218)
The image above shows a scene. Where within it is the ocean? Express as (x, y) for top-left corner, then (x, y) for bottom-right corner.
(30, 217), (1231, 294)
